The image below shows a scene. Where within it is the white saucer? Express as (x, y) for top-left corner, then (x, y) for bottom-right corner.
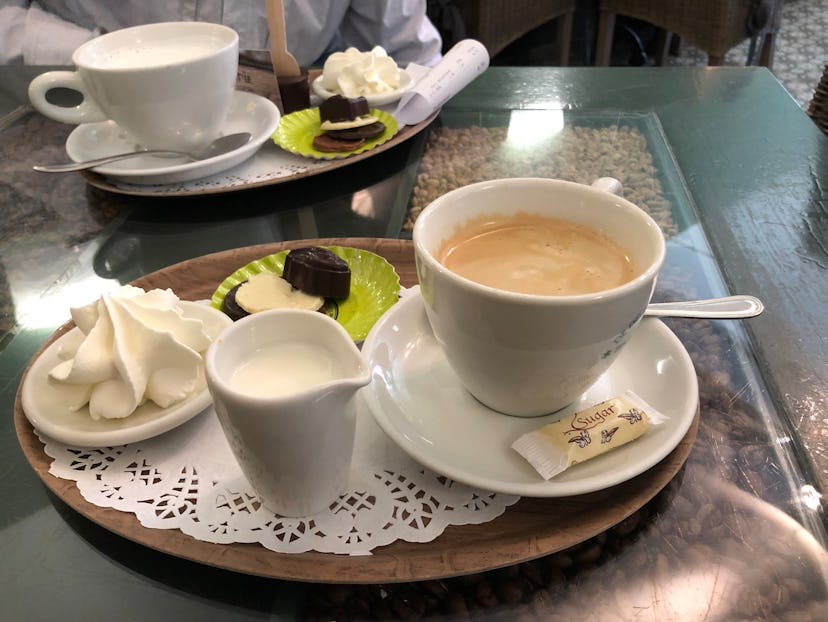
(21, 302), (232, 447)
(311, 69), (414, 107)
(65, 91), (281, 185)
(361, 293), (699, 497)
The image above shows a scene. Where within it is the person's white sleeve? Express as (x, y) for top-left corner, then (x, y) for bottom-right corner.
(0, 3), (99, 65)
(0, 4), (29, 64)
(283, 0), (350, 68)
(341, 0), (443, 67)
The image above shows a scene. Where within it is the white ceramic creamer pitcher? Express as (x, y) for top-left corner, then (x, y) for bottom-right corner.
(205, 308), (370, 517)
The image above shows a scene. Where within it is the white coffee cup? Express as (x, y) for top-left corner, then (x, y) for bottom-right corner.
(413, 177), (666, 417)
(28, 22), (239, 152)
(205, 309), (370, 517)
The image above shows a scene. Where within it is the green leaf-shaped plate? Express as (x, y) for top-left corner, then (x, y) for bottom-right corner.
(272, 107), (398, 160)
(210, 246), (400, 341)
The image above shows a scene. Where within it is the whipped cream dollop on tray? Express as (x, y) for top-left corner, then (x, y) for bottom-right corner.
(48, 286), (213, 420)
(320, 46), (402, 97)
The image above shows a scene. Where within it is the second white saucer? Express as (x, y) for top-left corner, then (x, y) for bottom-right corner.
(65, 91), (281, 185)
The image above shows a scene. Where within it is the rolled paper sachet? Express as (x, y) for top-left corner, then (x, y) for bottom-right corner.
(393, 39), (489, 126)
(512, 391), (668, 480)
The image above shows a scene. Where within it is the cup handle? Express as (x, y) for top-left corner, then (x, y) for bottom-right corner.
(27, 71), (108, 125)
(591, 177), (624, 197)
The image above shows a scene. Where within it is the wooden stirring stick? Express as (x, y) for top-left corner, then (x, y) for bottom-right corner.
(266, 0), (301, 76)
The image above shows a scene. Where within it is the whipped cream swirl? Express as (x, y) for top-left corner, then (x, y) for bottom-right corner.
(321, 46), (401, 97)
(49, 286), (213, 420)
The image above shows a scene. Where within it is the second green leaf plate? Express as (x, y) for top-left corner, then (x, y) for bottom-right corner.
(272, 108), (399, 160)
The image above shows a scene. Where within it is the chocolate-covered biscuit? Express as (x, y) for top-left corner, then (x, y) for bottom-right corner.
(325, 121), (386, 141)
(282, 246), (351, 299)
(221, 282), (249, 321)
(312, 134), (365, 152)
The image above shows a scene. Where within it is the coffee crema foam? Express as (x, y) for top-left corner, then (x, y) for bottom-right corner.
(437, 213), (636, 296)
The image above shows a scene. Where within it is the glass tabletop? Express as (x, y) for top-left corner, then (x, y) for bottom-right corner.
(1, 65), (826, 620)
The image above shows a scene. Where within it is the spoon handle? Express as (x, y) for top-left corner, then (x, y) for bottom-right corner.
(644, 295), (764, 319)
(33, 149), (188, 172)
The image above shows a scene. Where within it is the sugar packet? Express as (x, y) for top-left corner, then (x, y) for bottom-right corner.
(512, 391), (668, 480)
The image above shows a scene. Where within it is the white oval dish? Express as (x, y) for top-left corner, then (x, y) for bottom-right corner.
(311, 69), (414, 107)
(21, 301), (231, 447)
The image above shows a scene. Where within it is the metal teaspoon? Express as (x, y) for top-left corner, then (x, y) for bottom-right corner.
(33, 131), (252, 173)
(644, 295), (763, 319)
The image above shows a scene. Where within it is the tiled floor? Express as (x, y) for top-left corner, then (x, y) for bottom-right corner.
(667, 0), (827, 107)
(491, 0), (826, 108)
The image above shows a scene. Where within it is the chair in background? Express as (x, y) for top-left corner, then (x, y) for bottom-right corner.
(452, 0), (577, 65)
(808, 63), (828, 136)
(594, 0), (784, 68)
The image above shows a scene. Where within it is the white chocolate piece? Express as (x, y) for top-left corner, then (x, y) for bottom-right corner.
(235, 272), (324, 314)
(320, 114), (379, 131)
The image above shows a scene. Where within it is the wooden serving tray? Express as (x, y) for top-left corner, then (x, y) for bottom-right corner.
(14, 238), (699, 584)
(79, 112), (438, 198)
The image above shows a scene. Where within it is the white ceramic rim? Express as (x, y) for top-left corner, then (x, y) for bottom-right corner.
(412, 177), (667, 306)
(205, 308), (370, 406)
(72, 21), (239, 71)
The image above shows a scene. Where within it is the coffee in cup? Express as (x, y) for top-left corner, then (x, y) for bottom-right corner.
(436, 212), (637, 296)
(28, 22), (239, 152)
(413, 177), (666, 417)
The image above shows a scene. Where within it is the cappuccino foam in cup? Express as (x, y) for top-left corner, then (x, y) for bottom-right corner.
(436, 212), (636, 296)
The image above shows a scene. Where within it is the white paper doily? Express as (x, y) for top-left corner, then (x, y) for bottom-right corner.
(39, 400), (519, 555)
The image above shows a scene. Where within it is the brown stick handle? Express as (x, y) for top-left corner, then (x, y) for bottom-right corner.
(266, 0), (301, 76)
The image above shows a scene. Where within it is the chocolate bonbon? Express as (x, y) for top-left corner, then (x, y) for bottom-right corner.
(319, 94), (369, 122)
(282, 246), (352, 299)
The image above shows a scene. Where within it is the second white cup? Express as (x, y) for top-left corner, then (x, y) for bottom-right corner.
(28, 22), (239, 152)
